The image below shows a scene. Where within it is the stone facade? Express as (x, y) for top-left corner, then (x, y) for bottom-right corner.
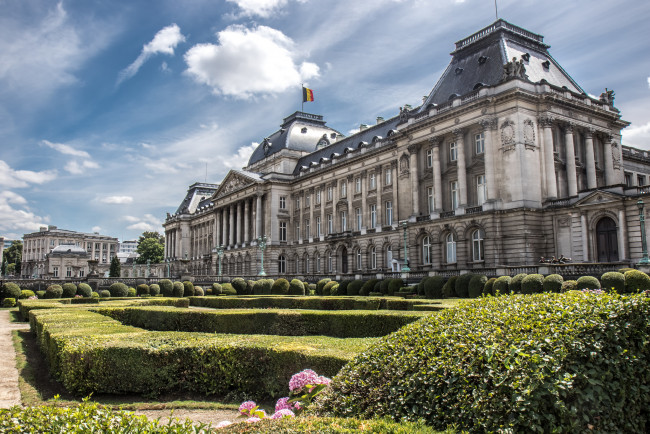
(164, 20), (650, 280)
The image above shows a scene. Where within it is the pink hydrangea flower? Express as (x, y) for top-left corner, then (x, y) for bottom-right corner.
(215, 420), (232, 429)
(245, 417), (261, 423)
(289, 369), (318, 392)
(239, 400), (257, 415)
(270, 409), (295, 419)
(275, 397), (291, 412)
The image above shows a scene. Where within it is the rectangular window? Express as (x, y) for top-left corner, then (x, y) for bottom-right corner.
(385, 201), (393, 226)
(295, 221), (300, 240)
(356, 207), (362, 231)
(66, 266), (72, 277)
(475, 132), (485, 154)
(369, 173), (376, 189)
(427, 187), (434, 213)
(316, 216), (321, 237)
(327, 186), (333, 201)
(296, 197), (301, 209)
(426, 149), (433, 168)
(625, 173), (632, 187)
(53, 266), (59, 277)
(328, 253), (333, 273)
(341, 181), (347, 198)
(316, 189), (321, 204)
(279, 222), (287, 241)
(451, 181), (459, 210)
(477, 175), (486, 205)
(305, 193), (311, 206)
(450, 142), (458, 161)
(370, 204), (377, 229)
(79, 269), (85, 278)
(638, 175), (646, 186)
(279, 196), (286, 209)
(341, 211), (347, 232)
(327, 214), (333, 234)
(305, 219), (310, 238)
(355, 177), (361, 193)
(385, 167), (392, 185)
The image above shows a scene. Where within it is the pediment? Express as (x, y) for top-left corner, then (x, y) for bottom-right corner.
(574, 190), (623, 207)
(213, 171), (259, 199)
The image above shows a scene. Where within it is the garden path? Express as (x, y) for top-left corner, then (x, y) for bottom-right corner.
(0, 310), (29, 408)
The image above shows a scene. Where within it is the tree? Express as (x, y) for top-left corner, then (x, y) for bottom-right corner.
(109, 255), (121, 277)
(136, 232), (164, 264)
(3, 241), (22, 275)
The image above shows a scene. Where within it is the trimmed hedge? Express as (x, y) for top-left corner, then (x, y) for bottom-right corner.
(289, 279), (305, 295)
(189, 296), (430, 311)
(454, 274), (473, 298)
(360, 279), (379, 297)
(442, 276), (457, 298)
(468, 275), (487, 298)
(194, 286), (204, 296)
(231, 278), (247, 294)
(211, 282), (223, 295)
(509, 273), (526, 293)
(99, 290), (110, 298)
(316, 279), (331, 296)
(423, 276), (445, 299)
(561, 280), (577, 292)
(543, 274), (564, 293)
(483, 277), (496, 296)
(315, 292), (650, 432)
(493, 276), (511, 295)
(172, 281), (184, 297)
(271, 278), (290, 295)
(109, 282), (129, 298)
(159, 279), (173, 297)
(323, 280), (339, 296)
(600, 272), (624, 293)
(388, 278), (404, 296)
(521, 274), (544, 294)
(2, 298), (15, 308)
(19, 290), (35, 299)
(182, 281), (194, 297)
(149, 284), (160, 296)
(576, 276), (601, 291)
(624, 269), (650, 293)
(77, 283), (93, 298)
(347, 280), (363, 296)
(136, 284), (150, 296)
(62, 283), (77, 298)
(2, 282), (21, 300)
(45, 285), (63, 299)
(253, 279), (273, 295)
(222, 283), (237, 295)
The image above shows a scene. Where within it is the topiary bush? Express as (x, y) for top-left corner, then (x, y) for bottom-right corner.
(36, 291), (46, 299)
(314, 292), (650, 432)
(323, 280), (339, 296)
(442, 276), (458, 298)
(127, 287), (136, 297)
(77, 283), (92, 298)
(347, 280), (364, 296)
(2, 298), (16, 307)
(624, 269), (650, 293)
(338, 280), (352, 296)
(378, 279), (390, 295)
(543, 274), (564, 293)
(468, 274), (488, 298)
(19, 290), (35, 299)
(182, 281), (194, 297)
(561, 280), (577, 292)
(599, 272), (624, 293)
(253, 279), (273, 295)
(509, 273), (527, 294)
(455, 274), (474, 298)
(45, 285), (63, 299)
(316, 279), (331, 296)
(149, 284), (160, 296)
(388, 278), (404, 296)
(246, 280), (255, 295)
(289, 279), (305, 295)
(62, 283), (77, 298)
(194, 286), (204, 296)
(98, 290), (110, 298)
(222, 283), (237, 295)
(91, 292), (99, 298)
(576, 276), (601, 291)
(493, 276), (511, 296)
(483, 277), (496, 296)
(2, 282), (21, 300)
(159, 279), (173, 297)
(360, 279), (380, 297)
(136, 284), (150, 296)
(423, 276), (445, 299)
(521, 274), (544, 294)
(330, 283), (340, 296)
(172, 281), (184, 298)
(211, 282), (223, 295)
(271, 278), (290, 295)
(108, 282), (128, 298)
(231, 278), (247, 294)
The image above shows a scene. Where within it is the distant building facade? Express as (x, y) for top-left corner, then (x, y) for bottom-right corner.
(164, 20), (650, 279)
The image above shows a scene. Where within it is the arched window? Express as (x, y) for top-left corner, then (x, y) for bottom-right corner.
(446, 233), (456, 263)
(472, 229), (484, 261)
(295, 256), (300, 273)
(370, 246), (377, 269)
(305, 255), (310, 273)
(422, 236), (431, 265)
(328, 252), (333, 272)
(316, 253), (321, 272)
(278, 255), (286, 274)
(356, 248), (362, 270)
(386, 246), (393, 268)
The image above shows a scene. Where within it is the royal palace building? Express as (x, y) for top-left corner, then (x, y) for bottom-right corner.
(163, 20), (650, 279)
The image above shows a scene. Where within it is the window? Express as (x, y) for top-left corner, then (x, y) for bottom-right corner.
(341, 211), (347, 231)
(296, 197), (301, 209)
(355, 177), (361, 193)
(316, 189), (321, 204)
(427, 187), (434, 213)
(327, 186), (333, 201)
(305, 219), (310, 238)
(446, 233), (457, 263)
(341, 180), (347, 198)
(66, 266), (72, 277)
(638, 175), (646, 186)
(385, 201), (393, 226)
(477, 175), (486, 205)
(278, 255), (286, 273)
(370, 204), (377, 229)
(422, 236), (431, 265)
(305, 194), (311, 206)
(327, 214), (333, 234)
(328, 252), (333, 272)
(369, 172), (376, 189)
(386, 246), (393, 268)
(451, 181), (459, 209)
(355, 207), (362, 231)
(79, 269), (85, 278)
(279, 196), (286, 209)
(475, 132), (485, 154)
(356, 249), (362, 270)
(385, 167), (392, 185)
(279, 222), (287, 241)
(472, 229), (485, 261)
(426, 149), (433, 168)
(624, 173), (632, 187)
(305, 256), (310, 273)
(316, 253), (321, 272)
(53, 266), (59, 277)
(316, 216), (321, 237)
(370, 247), (377, 269)
(295, 221), (300, 240)
(102, 254), (107, 263)
(295, 256), (300, 273)
(450, 142), (458, 161)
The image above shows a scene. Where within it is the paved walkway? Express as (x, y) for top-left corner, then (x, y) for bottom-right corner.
(0, 310), (29, 408)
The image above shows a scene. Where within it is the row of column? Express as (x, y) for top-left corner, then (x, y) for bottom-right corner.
(214, 195), (263, 249)
(190, 221), (213, 259)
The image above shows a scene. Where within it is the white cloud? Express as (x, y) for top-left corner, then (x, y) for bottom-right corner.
(117, 24), (185, 85)
(223, 143), (257, 169)
(126, 221), (157, 231)
(92, 226), (101, 232)
(647, 76), (650, 89)
(623, 121), (650, 150)
(123, 215), (141, 223)
(184, 25), (319, 98)
(64, 160), (99, 175)
(0, 190), (49, 238)
(101, 195), (134, 204)
(0, 160), (57, 188)
(225, 0), (292, 18)
(42, 139), (91, 158)
(126, 215), (162, 232)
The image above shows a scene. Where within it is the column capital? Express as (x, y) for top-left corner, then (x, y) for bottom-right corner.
(428, 136), (443, 148)
(452, 127), (466, 138)
(407, 143), (419, 155)
(479, 117), (497, 131)
(347, 174), (354, 182)
(585, 127), (596, 138)
(391, 160), (398, 169)
(538, 115), (555, 128)
(564, 121), (576, 133)
(360, 169), (367, 177)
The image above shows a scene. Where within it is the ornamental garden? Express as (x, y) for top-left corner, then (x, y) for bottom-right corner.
(1, 269), (650, 432)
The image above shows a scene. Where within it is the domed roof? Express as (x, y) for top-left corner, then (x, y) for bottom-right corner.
(50, 244), (87, 255)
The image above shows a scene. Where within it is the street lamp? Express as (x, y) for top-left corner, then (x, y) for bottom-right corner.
(257, 235), (268, 276)
(216, 245), (225, 277)
(401, 220), (411, 272)
(638, 199), (649, 265)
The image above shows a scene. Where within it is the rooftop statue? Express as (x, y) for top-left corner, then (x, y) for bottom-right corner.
(599, 88), (615, 107)
(502, 57), (528, 80)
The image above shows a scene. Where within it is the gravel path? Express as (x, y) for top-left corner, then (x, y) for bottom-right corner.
(0, 310), (29, 408)
(134, 409), (240, 427)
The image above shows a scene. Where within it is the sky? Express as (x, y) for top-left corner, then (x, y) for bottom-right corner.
(1, 0), (649, 242)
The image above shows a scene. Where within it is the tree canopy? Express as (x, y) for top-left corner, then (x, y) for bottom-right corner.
(2, 241), (22, 275)
(136, 232), (164, 264)
(109, 255), (121, 277)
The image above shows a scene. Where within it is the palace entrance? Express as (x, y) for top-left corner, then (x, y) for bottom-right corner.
(596, 217), (619, 262)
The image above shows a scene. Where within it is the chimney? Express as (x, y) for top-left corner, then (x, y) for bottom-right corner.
(360, 124), (368, 131)
(376, 117), (384, 124)
(422, 96), (428, 104)
(40, 226), (47, 232)
(48, 225), (57, 231)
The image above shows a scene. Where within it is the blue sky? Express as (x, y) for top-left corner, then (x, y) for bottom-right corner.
(1, 0), (649, 242)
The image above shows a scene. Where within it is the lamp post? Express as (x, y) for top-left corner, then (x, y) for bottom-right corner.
(638, 199), (650, 265)
(146, 259), (151, 278)
(401, 220), (411, 272)
(257, 235), (268, 276)
(216, 245), (225, 277)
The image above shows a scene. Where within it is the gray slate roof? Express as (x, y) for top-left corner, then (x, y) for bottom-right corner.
(175, 182), (219, 215)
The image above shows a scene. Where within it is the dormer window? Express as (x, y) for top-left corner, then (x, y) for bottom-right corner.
(301, 127), (308, 133)
(541, 60), (550, 69)
(478, 56), (488, 65)
(330, 133), (336, 139)
(473, 82), (485, 90)
(317, 139), (328, 149)
(455, 67), (463, 75)
(448, 93), (459, 101)
(521, 53), (530, 62)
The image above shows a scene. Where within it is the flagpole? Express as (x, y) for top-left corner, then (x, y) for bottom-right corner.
(301, 83), (304, 113)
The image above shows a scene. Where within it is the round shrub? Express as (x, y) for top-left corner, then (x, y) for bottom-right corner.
(2, 298), (16, 308)
(493, 276), (511, 295)
(136, 284), (150, 296)
(289, 279), (305, 295)
(359, 279), (378, 297)
(455, 274), (474, 298)
(338, 280), (352, 296)
(231, 278), (247, 294)
(315, 292), (650, 432)
(77, 283), (92, 298)
(618, 267), (635, 274)
(36, 291), (46, 299)
(272, 278), (290, 295)
(194, 286), (204, 296)
(109, 282), (128, 298)
(624, 269), (650, 293)
(19, 290), (35, 299)
(212, 283), (223, 295)
(159, 279), (174, 297)
(442, 276), (458, 298)
(61, 283), (77, 298)
(98, 290), (110, 298)
(347, 280), (364, 296)
(599, 272), (624, 293)
(253, 279), (273, 295)
(316, 279), (331, 296)
(246, 280), (255, 295)
(45, 284), (63, 299)
(91, 292), (99, 298)
(127, 287), (136, 297)
(521, 274), (544, 294)
(182, 281), (195, 297)
(322, 280), (338, 296)
(388, 278), (404, 296)
(222, 283), (237, 295)
(561, 280), (577, 292)
(379, 279), (391, 295)
(330, 283), (340, 296)
(149, 284), (160, 296)
(468, 275), (488, 298)
(423, 276), (445, 299)
(2, 282), (21, 300)
(172, 281), (184, 297)
(483, 278), (496, 296)
(576, 276), (601, 291)
(509, 273), (527, 294)
(543, 274), (564, 293)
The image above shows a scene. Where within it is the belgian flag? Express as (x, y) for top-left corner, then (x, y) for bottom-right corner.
(302, 86), (314, 102)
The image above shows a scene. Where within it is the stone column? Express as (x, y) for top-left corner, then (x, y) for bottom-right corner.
(237, 201), (243, 247)
(347, 175), (353, 230)
(298, 192), (304, 242)
(256, 194), (262, 238)
(309, 188), (314, 240)
(360, 171), (367, 230)
(430, 137), (443, 211)
(453, 128), (468, 206)
(408, 143), (419, 216)
(618, 208), (626, 260)
(320, 184), (326, 237)
(580, 213), (588, 261)
(392, 161), (399, 223)
(480, 119), (497, 201)
(222, 208), (228, 247)
(244, 199), (250, 245)
(603, 134), (615, 186)
(540, 116), (558, 199)
(332, 180), (339, 233)
(564, 123), (578, 197)
(585, 128), (597, 189)
(229, 204), (235, 248)
(214, 212), (219, 248)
